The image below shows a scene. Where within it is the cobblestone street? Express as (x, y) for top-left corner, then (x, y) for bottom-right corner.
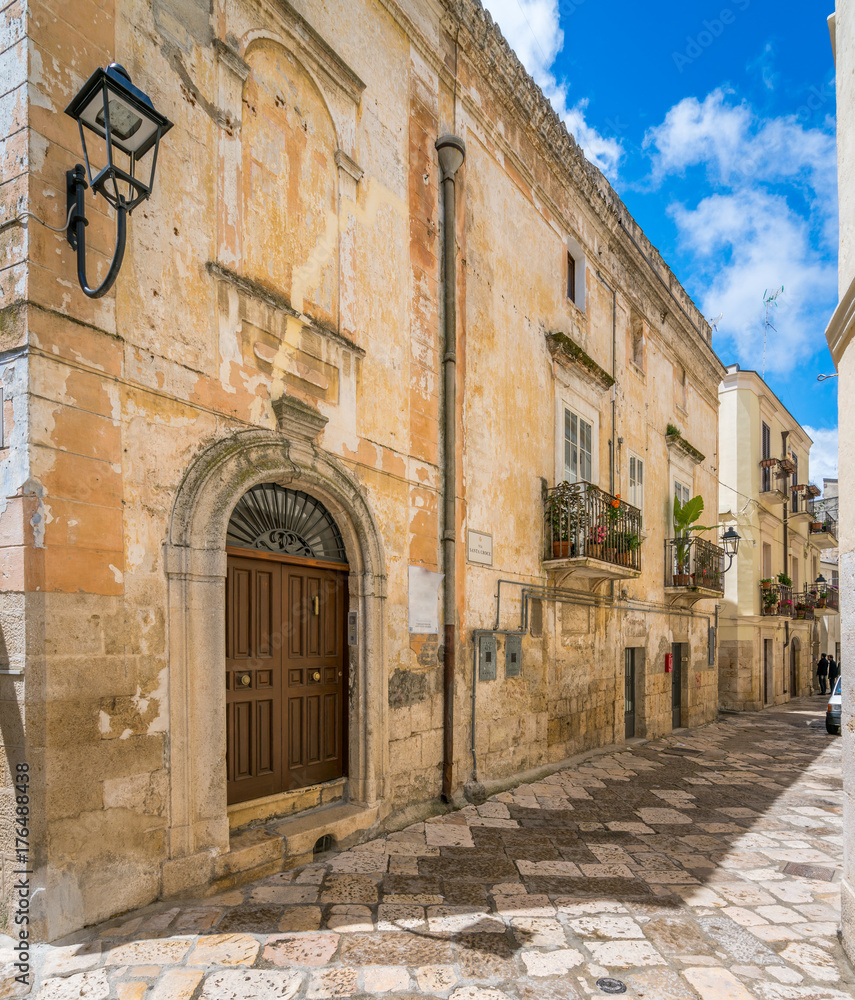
(17, 697), (853, 1000)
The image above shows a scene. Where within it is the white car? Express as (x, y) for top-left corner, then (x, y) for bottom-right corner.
(826, 676), (842, 735)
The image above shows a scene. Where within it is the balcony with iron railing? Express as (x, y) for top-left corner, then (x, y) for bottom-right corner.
(544, 481), (642, 582)
(759, 582), (793, 618)
(807, 500), (838, 549)
(664, 536), (725, 605)
(790, 483), (820, 521)
(804, 583), (839, 616)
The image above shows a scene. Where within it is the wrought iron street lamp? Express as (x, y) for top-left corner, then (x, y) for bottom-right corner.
(64, 63), (173, 298)
(721, 526), (740, 571)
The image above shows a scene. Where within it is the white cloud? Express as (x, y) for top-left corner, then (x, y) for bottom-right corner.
(644, 89), (836, 198)
(482, 0), (622, 178)
(644, 89), (838, 377)
(802, 426), (839, 483)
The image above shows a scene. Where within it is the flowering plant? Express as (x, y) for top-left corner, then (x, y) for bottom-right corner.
(589, 525), (607, 544)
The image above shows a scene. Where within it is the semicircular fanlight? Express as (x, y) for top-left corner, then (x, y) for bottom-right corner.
(227, 484), (347, 563)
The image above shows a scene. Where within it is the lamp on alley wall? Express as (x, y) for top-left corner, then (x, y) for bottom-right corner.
(64, 63), (173, 298)
(721, 526), (740, 570)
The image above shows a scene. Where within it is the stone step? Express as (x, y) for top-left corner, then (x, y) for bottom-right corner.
(272, 802), (380, 867)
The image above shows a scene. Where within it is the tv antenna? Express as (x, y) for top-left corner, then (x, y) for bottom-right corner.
(762, 286), (783, 380)
(707, 313), (723, 332)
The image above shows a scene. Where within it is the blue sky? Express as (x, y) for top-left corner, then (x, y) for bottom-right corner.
(482, 0), (839, 482)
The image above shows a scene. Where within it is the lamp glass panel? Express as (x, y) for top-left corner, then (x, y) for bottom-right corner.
(96, 100), (143, 142)
(78, 90), (159, 155)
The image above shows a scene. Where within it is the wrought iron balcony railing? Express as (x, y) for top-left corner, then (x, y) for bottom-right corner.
(760, 582), (793, 617)
(807, 501), (838, 543)
(544, 481), (642, 571)
(804, 584), (839, 614)
(664, 536), (724, 593)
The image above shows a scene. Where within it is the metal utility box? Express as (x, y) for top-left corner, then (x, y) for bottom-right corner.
(478, 634), (497, 681)
(505, 634), (522, 677)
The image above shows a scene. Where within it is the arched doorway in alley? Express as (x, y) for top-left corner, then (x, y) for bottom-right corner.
(165, 425), (387, 867)
(225, 484), (350, 804)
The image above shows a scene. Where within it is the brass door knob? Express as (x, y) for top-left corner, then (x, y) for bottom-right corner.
(240, 673), (251, 686)
(311, 670), (321, 682)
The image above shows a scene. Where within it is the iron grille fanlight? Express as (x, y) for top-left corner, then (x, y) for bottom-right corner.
(227, 484), (347, 563)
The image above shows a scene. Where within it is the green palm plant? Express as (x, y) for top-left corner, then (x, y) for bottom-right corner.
(673, 494), (716, 577)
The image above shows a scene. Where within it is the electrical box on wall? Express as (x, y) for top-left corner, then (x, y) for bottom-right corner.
(478, 634), (497, 681)
(665, 653), (673, 673)
(505, 634), (522, 677)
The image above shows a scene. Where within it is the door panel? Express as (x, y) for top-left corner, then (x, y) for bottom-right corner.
(226, 555), (347, 804)
(624, 649), (636, 740)
(671, 642), (683, 729)
(283, 566), (346, 789)
(227, 558), (283, 803)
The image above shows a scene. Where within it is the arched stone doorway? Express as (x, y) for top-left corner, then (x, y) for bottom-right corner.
(225, 483), (350, 803)
(164, 418), (386, 878)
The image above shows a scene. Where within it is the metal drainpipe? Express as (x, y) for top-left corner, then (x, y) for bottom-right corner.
(595, 270), (617, 493)
(436, 135), (465, 804)
(781, 430), (791, 648)
(782, 430), (790, 584)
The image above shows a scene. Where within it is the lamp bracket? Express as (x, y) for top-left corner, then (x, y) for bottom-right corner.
(66, 165), (127, 299)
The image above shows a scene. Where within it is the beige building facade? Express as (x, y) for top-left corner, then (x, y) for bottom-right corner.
(718, 366), (834, 711)
(0, 0), (724, 939)
(826, 0), (854, 965)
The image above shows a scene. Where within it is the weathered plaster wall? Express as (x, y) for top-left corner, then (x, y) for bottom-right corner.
(0, 0), (723, 938)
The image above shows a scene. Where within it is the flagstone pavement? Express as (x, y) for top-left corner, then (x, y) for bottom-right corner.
(12, 696), (855, 1000)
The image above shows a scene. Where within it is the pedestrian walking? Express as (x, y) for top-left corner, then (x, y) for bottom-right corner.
(817, 653), (829, 695)
(828, 655), (839, 688)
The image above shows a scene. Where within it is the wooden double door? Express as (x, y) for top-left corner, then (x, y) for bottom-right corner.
(226, 551), (348, 805)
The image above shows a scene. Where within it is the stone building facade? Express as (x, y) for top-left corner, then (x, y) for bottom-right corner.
(0, 0), (724, 939)
(826, 0), (854, 966)
(717, 366), (831, 710)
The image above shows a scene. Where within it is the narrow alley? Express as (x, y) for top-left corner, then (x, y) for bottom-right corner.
(20, 698), (852, 1000)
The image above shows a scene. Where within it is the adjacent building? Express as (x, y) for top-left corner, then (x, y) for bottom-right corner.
(0, 0), (724, 939)
(718, 365), (835, 710)
(826, 1), (854, 965)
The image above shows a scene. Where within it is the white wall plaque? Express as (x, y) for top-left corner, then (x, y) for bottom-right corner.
(408, 566), (444, 633)
(467, 529), (493, 566)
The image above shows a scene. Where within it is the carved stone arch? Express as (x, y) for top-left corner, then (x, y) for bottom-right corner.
(240, 31), (346, 152)
(239, 37), (341, 326)
(163, 428), (387, 875)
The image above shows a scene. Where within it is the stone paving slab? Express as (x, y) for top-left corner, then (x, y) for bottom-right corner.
(14, 697), (855, 999)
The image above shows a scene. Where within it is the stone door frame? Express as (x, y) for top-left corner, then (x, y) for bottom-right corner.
(163, 424), (387, 880)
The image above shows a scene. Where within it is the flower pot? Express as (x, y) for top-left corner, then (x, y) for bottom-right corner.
(552, 541), (571, 558)
(817, 598), (826, 608)
(674, 574), (690, 586)
(810, 522), (822, 532)
(587, 543), (602, 559)
(604, 548), (617, 564)
(761, 581), (772, 589)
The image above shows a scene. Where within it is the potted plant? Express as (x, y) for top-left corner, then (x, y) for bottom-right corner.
(760, 578), (774, 589)
(762, 588), (779, 613)
(672, 494), (715, 586)
(621, 531), (641, 566)
(794, 602), (806, 620)
(587, 523), (606, 559)
(777, 572), (792, 588)
(545, 482), (580, 558)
